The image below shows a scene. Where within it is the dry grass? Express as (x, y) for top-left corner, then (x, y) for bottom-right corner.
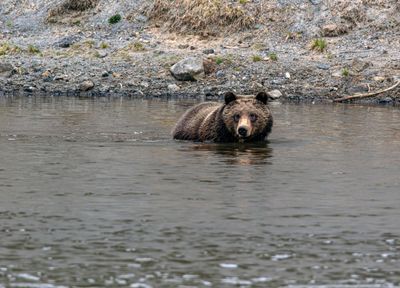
(47, 0), (99, 22)
(148, 0), (257, 36)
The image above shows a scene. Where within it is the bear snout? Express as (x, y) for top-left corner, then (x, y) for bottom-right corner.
(237, 116), (252, 138)
(238, 126), (248, 137)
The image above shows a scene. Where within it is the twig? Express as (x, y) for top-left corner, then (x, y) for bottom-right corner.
(333, 81), (400, 102)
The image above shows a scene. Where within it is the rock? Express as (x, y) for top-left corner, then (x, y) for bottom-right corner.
(178, 44), (189, 49)
(79, 80), (94, 91)
(101, 71), (109, 77)
(285, 72), (291, 79)
(215, 70), (225, 78)
(167, 84), (180, 91)
(316, 63), (330, 70)
(170, 57), (204, 81)
(203, 48), (215, 55)
(347, 85), (369, 95)
(0, 63), (15, 78)
(321, 24), (348, 37)
(267, 89), (282, 100)
(55, 35), (81, 48)
(203, 58), (216, 75)
(351, 58), (371, 72)
(97, 51), (108, 58)
(373, 76), (385, 82)
(140, 81), (149, 88)
(379, 97), (393, 104)
(54, 75), (68, 81)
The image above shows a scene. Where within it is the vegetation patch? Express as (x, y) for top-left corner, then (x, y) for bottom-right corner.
(341, 67), (350, 77)
(108, 14), (122, 24)
(27, 45), (41, 54)
(47, 0), (99, 22)
(148, 0), (257, 36)
(0, 42), (22, 56)
(100, 42), (109, 49)
(252, 55), (262, 62)
(268, 52), (278, 61)
(311, 38), (327, 52)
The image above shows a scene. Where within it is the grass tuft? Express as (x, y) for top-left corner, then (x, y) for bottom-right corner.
(27, 45), (41, 55)
(341, 67), (350, 77)
(311, 38), (327, 52)
(0, 42), (22, 56)
(100, 42), (109, 49)
(252, 55), (262, 62)
(268, 52), (278, 61)
(108, 14), (122, 24)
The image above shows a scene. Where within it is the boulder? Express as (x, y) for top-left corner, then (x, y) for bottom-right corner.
(170, 57), (204, 81)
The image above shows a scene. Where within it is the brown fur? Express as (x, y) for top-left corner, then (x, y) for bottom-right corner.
(172, 92), (273, 143)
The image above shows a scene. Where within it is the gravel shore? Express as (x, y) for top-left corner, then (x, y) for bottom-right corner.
(1, 0), (399, 104)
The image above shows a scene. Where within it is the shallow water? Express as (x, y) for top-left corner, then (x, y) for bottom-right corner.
(0, 96), (399, 288)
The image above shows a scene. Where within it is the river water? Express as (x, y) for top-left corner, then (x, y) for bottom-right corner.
(0, 96), (399, 288)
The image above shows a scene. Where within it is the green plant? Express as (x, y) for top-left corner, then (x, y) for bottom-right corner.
(252, 55), (262, 62)
(311, 38), (327, 52)
(108, 14), (122, 24)
(239, 0), (248, 4)
(100, 42), (109, 49)
(268, 52), (278, 61)
(27, 45), (41, 54)
(341, 67), (350, 77)
(131, 41), (145, 51)
(215, 57), (224, 65)
(0, 42), (22, 56)
(84, 40), (95, 48)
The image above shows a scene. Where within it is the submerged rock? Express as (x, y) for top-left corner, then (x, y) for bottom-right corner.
(170, 57), (204, 81)
(267, 89), (283, 100)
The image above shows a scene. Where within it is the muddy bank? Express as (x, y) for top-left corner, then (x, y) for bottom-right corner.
(1, 0), (399, 104)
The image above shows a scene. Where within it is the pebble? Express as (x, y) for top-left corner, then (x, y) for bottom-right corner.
(167, 83), (180, 91)
(97, 51), (108, 58)
(215, 70), (225, 78)
(317, 63), (331, 70)
(203, 48), (215, 55)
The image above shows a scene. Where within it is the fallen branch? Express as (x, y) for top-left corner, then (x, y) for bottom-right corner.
(333, 80), (400, 102)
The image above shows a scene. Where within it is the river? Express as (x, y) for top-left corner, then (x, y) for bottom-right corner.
(0, 96), (399, 288)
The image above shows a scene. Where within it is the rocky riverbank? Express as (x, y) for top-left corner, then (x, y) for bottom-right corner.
(1, 0), (399, 103)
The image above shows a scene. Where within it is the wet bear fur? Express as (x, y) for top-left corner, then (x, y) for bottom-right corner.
(172, 91), (273, 142)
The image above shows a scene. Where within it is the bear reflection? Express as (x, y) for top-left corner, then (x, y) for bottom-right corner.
(187, 142), (273, 166)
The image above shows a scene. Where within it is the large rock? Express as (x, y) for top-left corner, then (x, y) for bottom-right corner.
(170, 57), (204, 81)
(0, 63), (15, 78)
(54, 35), (82, 48)
(79, 80), (95, 91)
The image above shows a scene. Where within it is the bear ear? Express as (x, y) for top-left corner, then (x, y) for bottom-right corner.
(224, 92), (237, 104)
(255, 91), (268, 104)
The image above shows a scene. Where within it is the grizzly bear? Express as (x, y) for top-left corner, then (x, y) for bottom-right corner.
(172, 91), (273, 142)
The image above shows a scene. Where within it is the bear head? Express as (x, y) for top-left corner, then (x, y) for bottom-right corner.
(221, 91), (273, 142)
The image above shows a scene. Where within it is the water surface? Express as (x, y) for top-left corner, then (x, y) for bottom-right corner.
(0, 96), (399, 288)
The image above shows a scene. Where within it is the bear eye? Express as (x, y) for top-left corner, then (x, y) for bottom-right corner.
(249, 113), (257, 122)
(233, 114), (240, 122)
